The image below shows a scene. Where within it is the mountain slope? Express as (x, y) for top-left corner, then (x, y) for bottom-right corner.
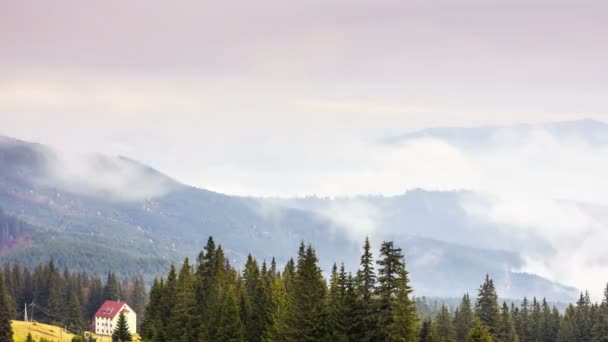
(0, 135), (578, 301)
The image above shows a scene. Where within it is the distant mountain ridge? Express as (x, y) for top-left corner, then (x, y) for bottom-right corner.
(387, 118), (608, 146)
(0, 131), (580, 301)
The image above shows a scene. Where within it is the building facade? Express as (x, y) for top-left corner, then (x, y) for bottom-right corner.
(93, 300), (137, 336)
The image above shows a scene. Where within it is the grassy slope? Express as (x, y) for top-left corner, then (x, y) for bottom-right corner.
(11, 321), (141, 342)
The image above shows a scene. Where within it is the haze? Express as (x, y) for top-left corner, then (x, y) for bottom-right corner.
(1, 0), (608, 298)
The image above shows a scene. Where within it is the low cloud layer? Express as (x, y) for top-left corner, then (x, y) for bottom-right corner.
(37, 150), (180, 202)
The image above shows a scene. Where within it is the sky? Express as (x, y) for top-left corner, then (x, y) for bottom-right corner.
(2, 0), (608, 296)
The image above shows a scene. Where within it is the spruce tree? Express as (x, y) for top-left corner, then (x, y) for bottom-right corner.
(468, 318), (494, 342)
(0, 271), (14, 342)
(475, 275), (501, 338)
(557, 305), (576, 342)
(356, 236), (376, 341)
(217, 286), (245, 342)
(436, 304), (457, 342)
(131, 275), (147, 330)
(112, 312), (133, 342)
(592, 283), (608, 342)
(168, 258), (198, 341)
(373, 241), (418, 342)
(518, 298), (531, 342)
(324, 263), (348, 342)
(66, 288), (85, 333)
(262, 275), (289, 342)
(498, 302), (518, 342)
(285, 243), (327, 342)
(575, 292), (593, 342)
(455, 294), (475, 342)
(419, 319), (441, 342)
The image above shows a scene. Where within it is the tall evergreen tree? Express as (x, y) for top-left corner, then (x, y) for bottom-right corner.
(285, 243), (327, 342)
(112, 312), (133, 342)
(436, 304), (457, 342)
(131, 275), (147, 330)
(592, 283), (608, 342)
(455, 294), (475, 342)
(498, 302), (519, 342)
(0, 271), (14, 342)
(217, 286), (245, 342)
(575, 292), (593, 342)
(373, 241), (418, 342)
(468, 318), (494, 342)
(262, 275), (289, 342)
(168, 258), (198, 342)
(356, 236), (376, 342)
(475, 275), (501, 338)
(419, 319), (441, 342)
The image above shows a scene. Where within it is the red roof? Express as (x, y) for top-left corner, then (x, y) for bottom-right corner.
(95, 300), (128, 319)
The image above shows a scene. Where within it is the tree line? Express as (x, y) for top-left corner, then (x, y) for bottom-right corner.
(141, 236), (608, 342)
(2, 236), (608, 342)
(0, 260), (147, 334)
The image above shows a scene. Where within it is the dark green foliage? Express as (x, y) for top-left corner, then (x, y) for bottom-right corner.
(167, 258), (197, 342)
(371, 241), (418, 341)
(420, 319), (441, 342)
(468, 318), (494, 342)
(112, 312), (133, 342)
(285, 243), (327, 341)
(592, 283), (608, 342)
(0, 271), (14, 342)
(436, 304), (456, 342)
(25, 333), (34, 342)
(475, 275), (501, 338)
(498, 302), (519, 342)
(455, 294), (475, 342)
(217, 286), (245, 342)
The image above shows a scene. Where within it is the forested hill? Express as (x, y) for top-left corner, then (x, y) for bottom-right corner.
(0, 135), (578, 301)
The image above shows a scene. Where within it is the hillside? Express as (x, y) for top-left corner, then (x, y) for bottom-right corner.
(0, 135), (578, 301)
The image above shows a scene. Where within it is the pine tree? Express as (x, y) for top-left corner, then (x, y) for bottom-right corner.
(25, 333), (33, 342)
(262, 275), (289, 342)
(112, 312), (133, 342)
(141, 278), (164, 342)
(557, 305), (576, 342)
(468, 318), (494, 342)
(0, 271), (14, 342)
(355, 236), (376, 341)
(104, 272), (121, 301)
(168, 258), (198, 341)
(575, 292), (593, 342)
(324, 263), (348, 342)
(518, 298), (532, 342)
(436, 304), (457, 342)
(455, 294), (475, 342)
(475, 275), (501, 338)
(66, 287), (85, 333)
(285, 243), (327, 342)
(592, 283), (608, 342)
(217, 286), (245, 342)
(419, 319), (441, 342)
(373, 241), (418, 342)
(498, 302), (519, 342)
(131, 275), (147, 331)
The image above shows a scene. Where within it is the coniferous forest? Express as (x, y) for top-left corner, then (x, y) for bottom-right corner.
(140, 237), (608, 342)
(1, 236), (608, 342)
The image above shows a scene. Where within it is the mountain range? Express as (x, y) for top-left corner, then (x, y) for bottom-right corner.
(3, 119), (605, 302)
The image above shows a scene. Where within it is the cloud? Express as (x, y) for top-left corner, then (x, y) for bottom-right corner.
(37, 150), (180, 202)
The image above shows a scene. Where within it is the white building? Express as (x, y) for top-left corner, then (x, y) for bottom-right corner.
(93, 300), (137, 336)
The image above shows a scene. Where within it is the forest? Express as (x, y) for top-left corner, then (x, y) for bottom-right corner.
(139, 237), (608, 342)
(0, 260), (147, 337)
(1, 236), (608, 342)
